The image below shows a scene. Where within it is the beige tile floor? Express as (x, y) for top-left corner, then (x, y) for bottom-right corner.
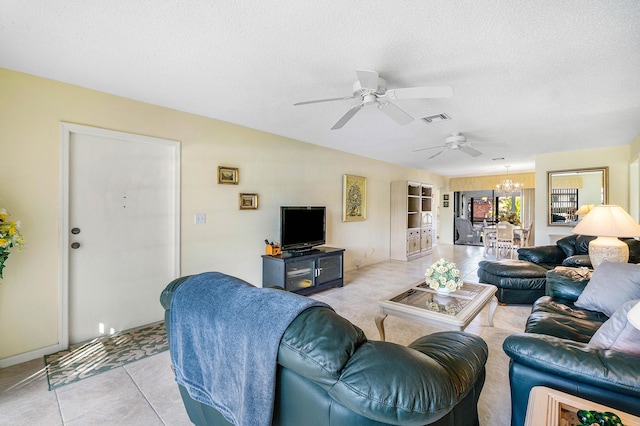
(0, 244), (530, 425)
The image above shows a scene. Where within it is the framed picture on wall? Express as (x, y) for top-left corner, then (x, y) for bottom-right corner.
(239, 193), (258, 209)
(343, 174), (366, 222)
(218, 166), (239, 184)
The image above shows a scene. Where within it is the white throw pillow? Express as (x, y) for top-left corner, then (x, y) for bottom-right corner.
(589, 299), (640, 355)
(574, 261), (640, 316)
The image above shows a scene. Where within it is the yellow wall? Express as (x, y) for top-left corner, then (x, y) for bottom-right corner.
(535, 145), (631, 245)
(0, 68), (445, 362)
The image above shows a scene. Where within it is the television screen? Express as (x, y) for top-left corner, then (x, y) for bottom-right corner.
(280, 206), (326, 251)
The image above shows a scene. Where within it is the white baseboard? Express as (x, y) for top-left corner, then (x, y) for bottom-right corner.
(0, 343), (63, 369)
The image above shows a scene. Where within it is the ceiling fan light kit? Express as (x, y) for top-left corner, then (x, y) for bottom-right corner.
(413, 131), (490, 160)
(294, 69), (453, 130)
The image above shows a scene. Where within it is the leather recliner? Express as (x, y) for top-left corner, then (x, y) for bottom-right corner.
(502, 268), (640, 426)
(160, 276), (489, 426)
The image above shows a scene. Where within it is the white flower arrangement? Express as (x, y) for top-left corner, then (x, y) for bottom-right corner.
(424, 258), (463, 292)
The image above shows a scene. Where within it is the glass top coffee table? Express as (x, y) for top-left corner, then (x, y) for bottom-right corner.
(375, 280), (498, 341)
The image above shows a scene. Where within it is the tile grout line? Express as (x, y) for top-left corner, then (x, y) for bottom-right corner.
(54, 388), (66, 425)
(123, 365), (167, 425)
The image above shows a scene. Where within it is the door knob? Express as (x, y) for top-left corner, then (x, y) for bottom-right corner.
(71, 242), (81, 249)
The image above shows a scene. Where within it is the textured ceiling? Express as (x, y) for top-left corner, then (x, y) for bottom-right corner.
(2, 1), (639, 176)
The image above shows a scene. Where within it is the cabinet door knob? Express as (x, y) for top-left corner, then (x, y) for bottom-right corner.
(71, 242), (81, 249)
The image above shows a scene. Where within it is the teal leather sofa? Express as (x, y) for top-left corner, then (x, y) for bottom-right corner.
(502, 267), (640, 426)
(160, 275), (489, 426)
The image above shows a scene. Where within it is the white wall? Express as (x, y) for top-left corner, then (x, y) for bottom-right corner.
(0, 68), (445, 362)
(534, 145), (631, 245)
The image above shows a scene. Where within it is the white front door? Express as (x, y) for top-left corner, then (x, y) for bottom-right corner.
(60, 123), (180, 345)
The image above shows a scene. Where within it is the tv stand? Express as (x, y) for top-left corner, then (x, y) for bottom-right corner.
(262, 247), (344, 295)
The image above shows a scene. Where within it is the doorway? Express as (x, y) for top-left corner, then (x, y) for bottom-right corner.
(59, 123), (180, 347)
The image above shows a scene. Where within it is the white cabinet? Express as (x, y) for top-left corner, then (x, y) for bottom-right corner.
(390, 181), (434, 261)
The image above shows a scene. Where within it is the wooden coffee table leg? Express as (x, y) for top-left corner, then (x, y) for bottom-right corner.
(375, 313), (388, 341)
(488, 296), (498, 327)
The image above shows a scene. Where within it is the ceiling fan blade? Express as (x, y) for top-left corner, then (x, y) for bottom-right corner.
(294, 96), (353, 106)
(377, 102), (414, 125)
(331, 104), (363, 130)
(412, 145), (446, 152)
(459, 146), (482, 157)
(356, 69), (379, 90)
(385, 86), (454, 100)
(428, 150), (444, 160)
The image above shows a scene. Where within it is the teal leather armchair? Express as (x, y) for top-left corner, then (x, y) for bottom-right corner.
(161, 276), (488, 426)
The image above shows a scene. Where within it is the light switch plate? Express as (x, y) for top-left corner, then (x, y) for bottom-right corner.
(194, 213), (206, 224)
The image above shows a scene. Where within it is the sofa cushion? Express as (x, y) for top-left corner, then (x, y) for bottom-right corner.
(278, 306), (367, 388)
(478, 259), (548, 278)
(589, 299), (640, 355)
(561, 255), (592, 268)
(575, 261), (640, 316)
(556, 235), (594, 258)
(517, 245), (566, 268)
(525, 296), (607, 342)
(624, 238), (640, 263)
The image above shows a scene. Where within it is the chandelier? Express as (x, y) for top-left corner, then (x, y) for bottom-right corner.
(496, 166), (522, 193)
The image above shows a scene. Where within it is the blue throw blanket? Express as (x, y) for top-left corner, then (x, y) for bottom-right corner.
(170, 272), (328, 426)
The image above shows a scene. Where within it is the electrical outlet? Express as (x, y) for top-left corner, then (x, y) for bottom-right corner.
(194, 213), (206, 224)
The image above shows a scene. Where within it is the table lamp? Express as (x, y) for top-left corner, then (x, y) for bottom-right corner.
(572, 205), (640, 268)
(629, 301), (640, 330)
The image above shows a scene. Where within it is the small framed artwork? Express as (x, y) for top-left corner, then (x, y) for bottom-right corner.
(443, 194), (449, 201)
(343, 174), (366, 222)
(239, 193), (258, 210)
(443, 201), (449, 208)
(218, 166), (239, 184)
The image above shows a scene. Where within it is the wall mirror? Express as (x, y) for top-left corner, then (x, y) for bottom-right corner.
(547, 167), (608, 226)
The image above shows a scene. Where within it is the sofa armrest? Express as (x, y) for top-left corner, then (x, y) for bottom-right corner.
(325, 331), (488, 425)
(408, 331), (488, 394)
(545, 267), (591, 301)
(517, 245), (566, 266)
(160, 275), (193, 310)
(503, 333), (640, 397)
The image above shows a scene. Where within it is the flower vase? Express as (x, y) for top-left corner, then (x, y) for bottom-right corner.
(435, 287), (451, 295)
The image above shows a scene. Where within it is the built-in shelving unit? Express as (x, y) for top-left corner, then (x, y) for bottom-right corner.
(390, 181), (434, 261)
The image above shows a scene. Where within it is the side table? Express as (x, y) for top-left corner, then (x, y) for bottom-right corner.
(525, 386), (640, 426)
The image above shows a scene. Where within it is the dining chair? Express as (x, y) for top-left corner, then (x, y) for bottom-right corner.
(483, 220), (497, 256)
(523, 221), (534, 247)
(495, 221), (517, 259)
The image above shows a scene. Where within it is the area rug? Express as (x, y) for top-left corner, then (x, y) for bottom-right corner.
(44, 321), (168, 390)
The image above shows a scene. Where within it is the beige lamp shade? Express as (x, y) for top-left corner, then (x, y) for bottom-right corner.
(572, 205), (640, 268)
(575, 204), (595, 215)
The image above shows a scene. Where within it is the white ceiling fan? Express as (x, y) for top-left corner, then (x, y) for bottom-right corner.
(294, 69), (453, 130)
(414, 132), (504, 160)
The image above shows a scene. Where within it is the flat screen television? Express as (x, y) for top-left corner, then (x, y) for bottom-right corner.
(280, 206), (326, 252)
